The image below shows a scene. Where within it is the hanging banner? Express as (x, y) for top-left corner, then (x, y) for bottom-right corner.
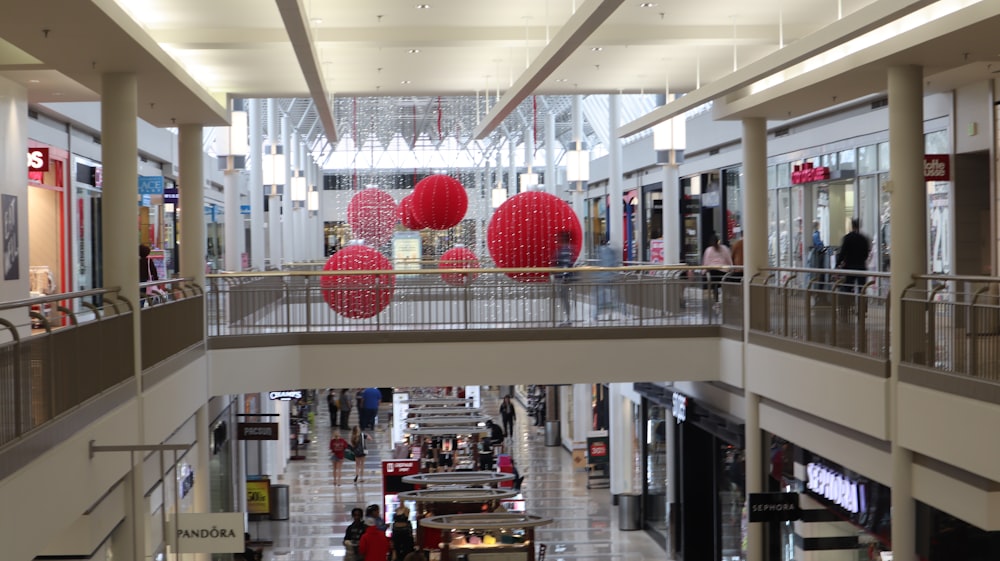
(237, 422), (280, 440)
(166, 512), (244, 553)
(748, 492), (800, 522)
(139, 175), (165, 195)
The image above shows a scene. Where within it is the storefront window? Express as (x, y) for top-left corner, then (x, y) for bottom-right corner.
(838, 149), (855, 173)
(766, 165), (776, 189)
(877, 141), (889, 170)
(643, 401), (668, 542)
(767, 190), (777, 266)
(719, 444), (745, 561)
(205, 204), (224, 272)
(858, 144), (878, 175)
(778, 189), (790, 267)
(724, 168), (742, 242)
(775, 163), (790, 187)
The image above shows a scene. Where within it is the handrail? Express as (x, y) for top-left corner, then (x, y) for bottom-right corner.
(914, 273), (1000, 283)
(761, 266), (890, 278)
(0, 286), (122, 311)
(206, 264), (743, 278)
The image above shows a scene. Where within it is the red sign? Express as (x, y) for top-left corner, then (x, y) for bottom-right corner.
(382, 459), (420, 476)
(924, 154), (950, 181)
(589, 440), (608, 457)
(791, 163), (830, 185)
(27, 148), (49, 172)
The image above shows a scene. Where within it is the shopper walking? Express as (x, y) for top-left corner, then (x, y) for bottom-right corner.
(329, 431), (349, 486)
(499, 395), (516, 439)
(358, 517), (390, 561)
(350, 426), (368, 484)
(327, 389), (339, 428)
(552, 230), (576, 326)
(360, 387), (381, 430)
(339, 388), (353, 430)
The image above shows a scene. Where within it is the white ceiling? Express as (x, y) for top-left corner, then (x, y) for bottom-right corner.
(0, 0), (998, 160)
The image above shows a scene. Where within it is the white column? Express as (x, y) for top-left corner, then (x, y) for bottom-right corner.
(608, 95), (624, 250)
(266, 99), (281, 269)
(298, 142), (308, 262)
(101, 72), (144, 561)
(662, 164), (680, 263)
(572, 383), (591, 445)
(741, 116), (768, 561)
(178, 125), (206, 286)
(888, 64), (925, 561)
(608, 382), (636, 496)
(248, 99), (265, 271)
(545, 108), (556, 196)
(524, 120), (535, 191)
(571, 95), (587, 237)
(281, 117), (293, 267)
(223, 167), (241, 271)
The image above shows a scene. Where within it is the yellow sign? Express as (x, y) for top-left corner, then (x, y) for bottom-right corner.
(246, 479), (271, 515)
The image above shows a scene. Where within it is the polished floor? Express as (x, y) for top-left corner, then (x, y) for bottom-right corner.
(256, 388), (668, 560)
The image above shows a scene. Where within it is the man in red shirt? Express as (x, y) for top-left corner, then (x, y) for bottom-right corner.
(358, 517), (390, 560)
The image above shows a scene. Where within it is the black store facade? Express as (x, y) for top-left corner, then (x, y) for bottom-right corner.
(635, 383), (746, 561)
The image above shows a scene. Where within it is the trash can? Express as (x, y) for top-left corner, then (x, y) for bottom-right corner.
(270, 484), (289, 520)
(544, 420), (561, 447)
(617, 493), (641, 531)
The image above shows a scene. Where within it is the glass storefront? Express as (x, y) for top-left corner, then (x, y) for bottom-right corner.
(643, 400), (668, 543)
(28, 143), (68, 299)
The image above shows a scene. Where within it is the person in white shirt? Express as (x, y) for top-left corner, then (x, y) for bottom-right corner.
(702, 233), (733, 302)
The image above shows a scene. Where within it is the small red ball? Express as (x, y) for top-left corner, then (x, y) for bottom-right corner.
(412, 175), (468, 230)
(346, 188), (398, 247)
(439, 246), (480, 286)
(320, 245), (395, 319)
(398, 194), (425, 230)
(486, 191), (582, 282)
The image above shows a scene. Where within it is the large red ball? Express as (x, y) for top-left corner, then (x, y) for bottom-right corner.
(412, 175), (468, 230)
(439, 246), (480, 286)
(320, 245), (396, 319)
(398, 194), (425, 230)
(487, 191), (582, 282)
(346, 188), (398, 247)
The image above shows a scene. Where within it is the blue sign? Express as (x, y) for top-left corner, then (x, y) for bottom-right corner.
(240, 204), (251, 215)
(164, 186), (179, 202)
(140, 194), (151, 206)
(138, 175), (165, 195)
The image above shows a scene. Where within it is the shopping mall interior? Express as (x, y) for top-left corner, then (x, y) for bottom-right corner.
(2, 1), (1000, 560)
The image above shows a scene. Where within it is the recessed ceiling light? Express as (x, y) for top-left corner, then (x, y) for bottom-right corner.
(28, 79), (40, 84)
(408, 49), (420, 54)
(591, 47), (603, 52)
(415, 3), (430, 8)
(639, 2), (658, 7)
(401, 80), (412, 84)
(310, 17), (323, 24)
(555, 78), (568, 83)
(52, 92), (63, 96)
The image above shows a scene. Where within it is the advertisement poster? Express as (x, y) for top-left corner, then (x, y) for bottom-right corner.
(392, 231), (422, 270)
(2, 194), (18, 280)
(246, 478), (271, 515)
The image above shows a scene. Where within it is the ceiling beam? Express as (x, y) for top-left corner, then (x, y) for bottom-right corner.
(275, 0), (338, 143)
(616, 0), (937, 138)
(472, 0), (626, 140)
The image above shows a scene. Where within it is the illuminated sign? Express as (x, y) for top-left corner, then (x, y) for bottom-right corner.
(268, 390), (302, 401)
(806, 461), (863, 514)
(27, 148), (49, 171)
(792, 163), (830, 184)
(671, 392), (687, 423)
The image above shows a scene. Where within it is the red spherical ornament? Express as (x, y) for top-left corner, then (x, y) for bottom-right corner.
(439, 246), (480, 286)
(487, 191), (582, 282)
(411, 175), (468, 230)
(398, 194), (425, 230)
(346, 188), (398, 247)
(320, 244), (396, 319)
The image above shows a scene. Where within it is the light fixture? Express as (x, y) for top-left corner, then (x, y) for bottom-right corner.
(408, 49), (421, 54)
(653, 115), (686, 151)
(401, 80), (412, 84)
(415, 3), (430, 8)
(565, 149), (590, 182)
(519, 172), (539, 192)
(591, 47), (603, 52)
(555, 78), (568, 83)
(218, 109), (249, 157)
(291, 175), (308, 202)
(491, 185), (507, 208)
(640, 2), (658, 7)
(28, 79), (40, 84)
(310, 17), (323, 24)
(307, 189), (319, 211)
(261, 151), (286, 187)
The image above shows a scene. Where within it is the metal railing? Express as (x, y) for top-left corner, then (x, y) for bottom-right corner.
(205, 265), (740, 336)
(0, 287), (133, 448)
(901, 275), (1000, 380)
(750, 267), (890, 359)
(140, 278), (204, 369)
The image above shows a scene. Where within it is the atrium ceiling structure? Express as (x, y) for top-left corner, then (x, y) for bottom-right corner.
(0, 0), (998, 167)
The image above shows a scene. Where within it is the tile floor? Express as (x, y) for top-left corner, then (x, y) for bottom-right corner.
(256, 388), (668, 560)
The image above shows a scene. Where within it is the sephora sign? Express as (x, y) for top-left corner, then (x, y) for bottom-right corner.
(806, 461), (863, 514)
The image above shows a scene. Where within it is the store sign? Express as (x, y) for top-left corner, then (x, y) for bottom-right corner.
(240, 204), (251, 215)
(587, 436), (608, 458)
(383, 459), (420, 475)
(27, 148), (49, 171)
(237, 422), (279, 440)
(164, 186), (179, 202)
(923, 154), (950, 181)
(748, 492), (800, 522)
(792, 164), (831, 184)
(806, 461), (863, 514)
(166, 513), (244, 553)
(139, 175), (165, 195)
(246, 478), (271, 515)
(268, 390), (302, 401)
(671, 392), (687, 423)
